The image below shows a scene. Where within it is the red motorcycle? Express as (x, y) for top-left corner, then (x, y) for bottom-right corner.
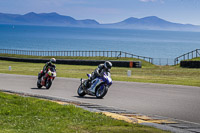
(37, 67), (56, 89)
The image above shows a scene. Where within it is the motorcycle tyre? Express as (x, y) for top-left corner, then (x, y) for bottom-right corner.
(37, 80), (42, 88)
(46, 79), (52, 89)
(77, 85), (86, 97)
(95, 86), (108, 99)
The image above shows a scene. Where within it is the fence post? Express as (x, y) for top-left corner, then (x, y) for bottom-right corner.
(192, 51), (193, 58)
(196, 49), (198, 58)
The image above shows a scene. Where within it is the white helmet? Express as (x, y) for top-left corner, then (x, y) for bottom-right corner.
(50, 58), (56, 63)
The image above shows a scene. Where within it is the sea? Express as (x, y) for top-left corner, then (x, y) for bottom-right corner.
(0, 24), (200, 65)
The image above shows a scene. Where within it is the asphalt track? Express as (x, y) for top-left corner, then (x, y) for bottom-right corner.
(1, 73), (200, 125)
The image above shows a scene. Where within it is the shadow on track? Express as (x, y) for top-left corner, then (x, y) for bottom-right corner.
(31, 88), (47, 90)
(73, 96), (103, 99)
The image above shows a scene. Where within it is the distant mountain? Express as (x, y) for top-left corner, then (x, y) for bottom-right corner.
(105, 16), (200, 31)
(0, 12), (200, 31)
(0, 12), (99, 26)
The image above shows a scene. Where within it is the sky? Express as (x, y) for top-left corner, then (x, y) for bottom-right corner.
(0, 0), (200, 25)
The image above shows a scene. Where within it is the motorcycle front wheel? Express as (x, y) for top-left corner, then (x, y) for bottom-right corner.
(95, 86), (108, 99)
(77, 85), (86, 97)
(46, 79), (52, 89)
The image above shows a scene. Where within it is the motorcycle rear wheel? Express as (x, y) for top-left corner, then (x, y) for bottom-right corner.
(37, 80), (42, 88)
(77, 85), (86, 97)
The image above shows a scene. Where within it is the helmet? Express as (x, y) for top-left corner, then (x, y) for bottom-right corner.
(104, 61), (112, 70)
(50, 58), (56, 63)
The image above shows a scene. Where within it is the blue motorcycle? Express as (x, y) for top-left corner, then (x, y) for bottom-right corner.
(77, 72), (112, 98)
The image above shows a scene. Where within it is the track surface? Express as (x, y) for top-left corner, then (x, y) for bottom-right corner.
(1, 73), (200, 124)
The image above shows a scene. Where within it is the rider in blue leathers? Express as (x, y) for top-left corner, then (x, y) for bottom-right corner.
(85, 61), (112, 87)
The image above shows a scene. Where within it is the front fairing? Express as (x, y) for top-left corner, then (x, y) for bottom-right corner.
(88, 72), (112, 93)
(103, 72), (112, 85)
(106, 76), (112, 86)
(87, 74), (91, 78)
(88, 78), (103, 93)
(47, 68), (56, 79)
(100, 73), (112, 87)
(51, 72), (56, 78)
(98, 77), (112, 91)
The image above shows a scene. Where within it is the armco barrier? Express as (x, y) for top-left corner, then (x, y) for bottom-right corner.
(180, 61), (200, 68)
(0, 57), (141, 68)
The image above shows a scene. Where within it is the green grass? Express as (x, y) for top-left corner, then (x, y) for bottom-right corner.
(0, 53), (154, 67)
(0, 60), (200, 87)
(0, 92), (169, 133)
(186, 57), (200, 61)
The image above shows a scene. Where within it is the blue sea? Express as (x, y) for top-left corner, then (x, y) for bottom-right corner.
(0, 24), (200, 61)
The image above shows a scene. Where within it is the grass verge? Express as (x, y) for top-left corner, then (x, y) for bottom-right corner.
(0, 92), (169, 133)
(186, 57), (200, 61)
(0, 60), (200, 87)
(0, 54), (154, 67)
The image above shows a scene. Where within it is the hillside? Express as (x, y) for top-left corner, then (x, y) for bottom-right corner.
(0, 12), (200, 31)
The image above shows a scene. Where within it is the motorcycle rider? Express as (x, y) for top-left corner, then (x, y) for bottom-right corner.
(38, 58), (56, 80)
(84, 61), (112, 87)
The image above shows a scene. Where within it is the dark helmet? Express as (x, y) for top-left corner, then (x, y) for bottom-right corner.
(50, 58), (56, 63)
(104, 61), (112, 70)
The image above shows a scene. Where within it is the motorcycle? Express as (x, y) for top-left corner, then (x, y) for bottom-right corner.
(77, 72), (112, 98)
(37, 67), (56, 89)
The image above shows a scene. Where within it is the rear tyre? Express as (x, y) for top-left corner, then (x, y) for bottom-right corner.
(37, 80), (42, 88)
(46, 79), (52, 89)
(95, 86), (108, 99)
(77, 85), (86, 97)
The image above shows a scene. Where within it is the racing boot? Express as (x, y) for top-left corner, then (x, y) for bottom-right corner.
(38, 73), (42, 80)
(84, 78), (92, 88)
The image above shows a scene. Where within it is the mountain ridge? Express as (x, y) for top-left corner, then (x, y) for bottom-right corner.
(0, 12), (199, 31)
